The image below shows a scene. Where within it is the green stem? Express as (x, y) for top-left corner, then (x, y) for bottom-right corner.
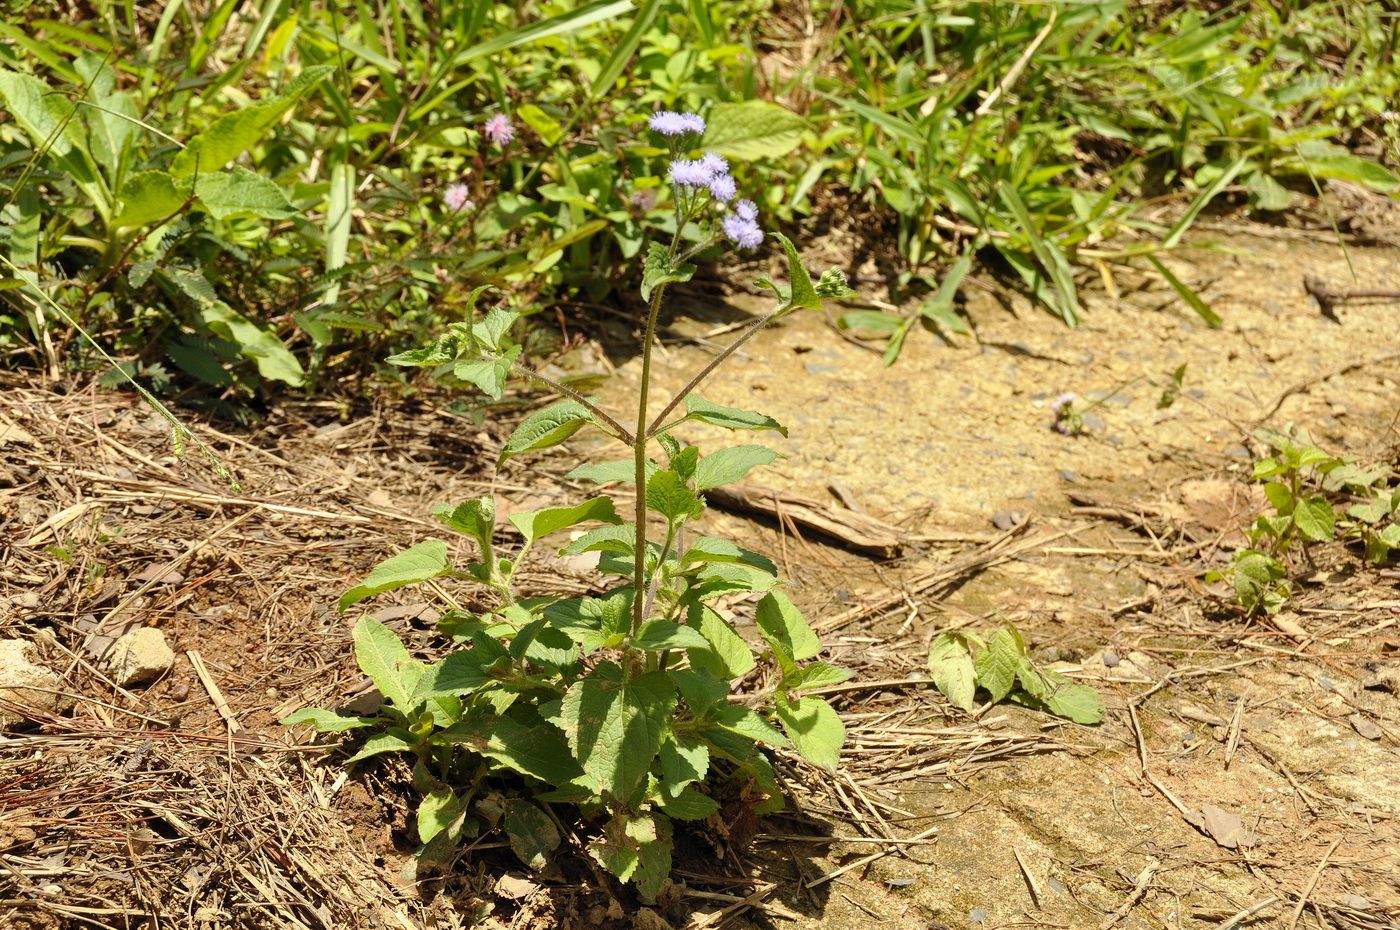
(631, 283), (667, 636)
(511, 359), (633, 444)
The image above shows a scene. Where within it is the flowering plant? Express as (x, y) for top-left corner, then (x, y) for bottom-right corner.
(283, 112), (856, 898)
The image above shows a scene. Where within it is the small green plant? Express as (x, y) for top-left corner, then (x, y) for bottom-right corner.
(1210, 432), (1399, 613)
(283, 110), (856, 896)
(926, 626), (1104, 725)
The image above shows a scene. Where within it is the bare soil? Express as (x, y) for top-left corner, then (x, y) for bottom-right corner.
(2, 226), (1398, 930)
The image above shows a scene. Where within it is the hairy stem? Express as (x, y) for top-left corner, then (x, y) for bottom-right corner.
(511, 360), (633, 444)
(632, 285), (667, 636)
(647, 305), (783, 437)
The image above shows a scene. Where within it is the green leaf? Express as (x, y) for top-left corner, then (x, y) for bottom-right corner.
(568, 459), (657, 484)
(345, 728), (416, 765)
(920, 252), (973, 335)
(1016, 663), (1105, 725)
(413, 650), (491, 701)
(693, 445), (781, 490)
(510, 496), (622, 543)
(452, 346), (519, 401)
(658, 732), (709, 786)
(685, 604), (756, 679)
(656, 783), (719, 821)
(278, 707), (377, 732)
(633, 621), (713, 651)
(170, 64), (333, 177)
(351, 617), (420, 709)
(702, 100), (806, 160)
(1293, 154), (1400, 192)
(641, 241), (695, 302)
(498, 399), (595, 464)
(418, 787), (466, 844)
(439, 716), (583, 785)
(321, 161), (354, 306)
(560, 523), (636, 556)
(1163, 157), (1246, 249)
(195, 166), (297, 220)
(340, 539), (451, 612)
(114, 170), (187, 229)
(505, 800), (560, 871)
(645, 470), (703, 523)
(974, 626), (1025, 703)
(775, 695), (844, 771)
(591, 811), (672, 899)
(998, 182), (1079, 326)
(193, 299), (305, 387)
(708, 703), (789, 749)
(684, 395), (787, 435)
(517, 103), (563, 145)
(433, 497), (496, 556)
(1145, 255), (1222, 328)
(559, 665), (676, 801)
(772, 233), (820, 310)
(927, 633), (977, 712)
(1293, 496), (1336, 542)
(1263, 481), (1295, 516)
(784, 661), (855, 691)
(755, 591), (821, 662)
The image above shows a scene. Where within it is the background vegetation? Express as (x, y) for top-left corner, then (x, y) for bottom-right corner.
(2, 0), (1397, 407)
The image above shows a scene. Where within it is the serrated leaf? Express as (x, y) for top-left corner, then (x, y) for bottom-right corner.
(195, 166), (298, 220)
(702, 100), (806, 160)
(510, 496), (622, 543)
(340, 539), (451, 611)
(505, 800), (560, 871)
(568, 459), (657, 484)
(633, 621), (713, 651)
(974, 626), (1025, 703)
(684, 395), (787, 435)
(1293, 496), (1336, 542)
(645, 470), (703, 523)
(278, 707), (377, 732)
(669, 667), (731, 713)
(559, 665), (676, 801)
(693, 444), (781, 490)
(708, 703), (789, 749)
(434, 497), (496, 555)
(1015, 662), (1106, 725)
(755, 591), (821, 661)
(452, 345), (518, 400)
(114, 170), (187, 229)
(591, 811), (672, 899)
(656, 782), (720, 821)
(927, 633), (977, 712)
(685, 603), (756, 679)
(659, 732), (709, 785)
(413, 650), (491, 701)
(785, 661), (856, 691)
(499, 399), (595, 464)
(345, 728), (416, 765)
(351, 617), (419, 709)
(418, 787), (466, 844)
(641, 241), (696, 301)
(775, 695), (844, 771)
(560, 523), (636, 556)
(439, 715), (582, 785)
(195, 300), (306, 386)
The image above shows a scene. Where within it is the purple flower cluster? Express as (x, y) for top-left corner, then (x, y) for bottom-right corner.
(723, 198), (763, 250)
(483, 113), (514, 146)
(668, 150), (742, 203)
(649, 110), (706, 137)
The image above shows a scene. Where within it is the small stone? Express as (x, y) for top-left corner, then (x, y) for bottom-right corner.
(106, 628), (174, 687)
(1102, 651), (1121, 668)
(1319, 675), (1334, 691)
(1059, 468), (1078, 482)
(968, 908), (988, 923)
(1338, 894), (1372, 910)
(992, 509), (1027, 531)
(0, 639), (75, 730)
(1349, 714), (1382, 741)
(1047, 878), (1066, 894)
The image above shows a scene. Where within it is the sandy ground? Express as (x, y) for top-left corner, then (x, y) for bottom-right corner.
(2, 227), (1398, 930)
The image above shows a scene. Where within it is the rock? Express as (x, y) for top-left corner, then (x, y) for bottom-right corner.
(106, 628), (174, 687)
(0, 639), (74, 730)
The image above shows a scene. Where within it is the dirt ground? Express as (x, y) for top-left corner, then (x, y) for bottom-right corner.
(2, 224), (1398, 930)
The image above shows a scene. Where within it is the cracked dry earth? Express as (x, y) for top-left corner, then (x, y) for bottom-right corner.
(597, 228), (1400, 930)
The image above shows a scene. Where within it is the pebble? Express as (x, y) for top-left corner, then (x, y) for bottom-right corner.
(106, 628), (175, 687)
(968, 909), (987, 923)
(1102, 651), (1121, 668)
(0, 639), (75, 730)
(1059, 468), (1078, 482)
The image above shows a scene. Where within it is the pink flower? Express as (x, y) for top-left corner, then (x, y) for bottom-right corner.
(483, 114), (514, 146)
(444, 183), (473, 212)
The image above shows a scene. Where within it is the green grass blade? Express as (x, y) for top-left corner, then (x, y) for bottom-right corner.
(1161, 157), (1245, 250)
(590, 0), (662, 100)
(998, 182), (1079, 326)
(1145, 254), (1221, 328)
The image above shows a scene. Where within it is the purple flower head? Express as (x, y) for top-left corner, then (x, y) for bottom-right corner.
(723, 213), (764, 250)
(483, 113), (514, 145)
(708, 173), (737, 202)
(1052, 392), (1076, 414)
(668, 158), (713, 187)
(631, 188), (657, 211)
(734, 198), (758, 222)
(443, 183), (473, 212)
(649, 110), (706, 137)
(699, 151), (728, 177)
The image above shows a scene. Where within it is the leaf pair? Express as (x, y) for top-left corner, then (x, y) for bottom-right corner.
(927, 626), (1105, 725)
